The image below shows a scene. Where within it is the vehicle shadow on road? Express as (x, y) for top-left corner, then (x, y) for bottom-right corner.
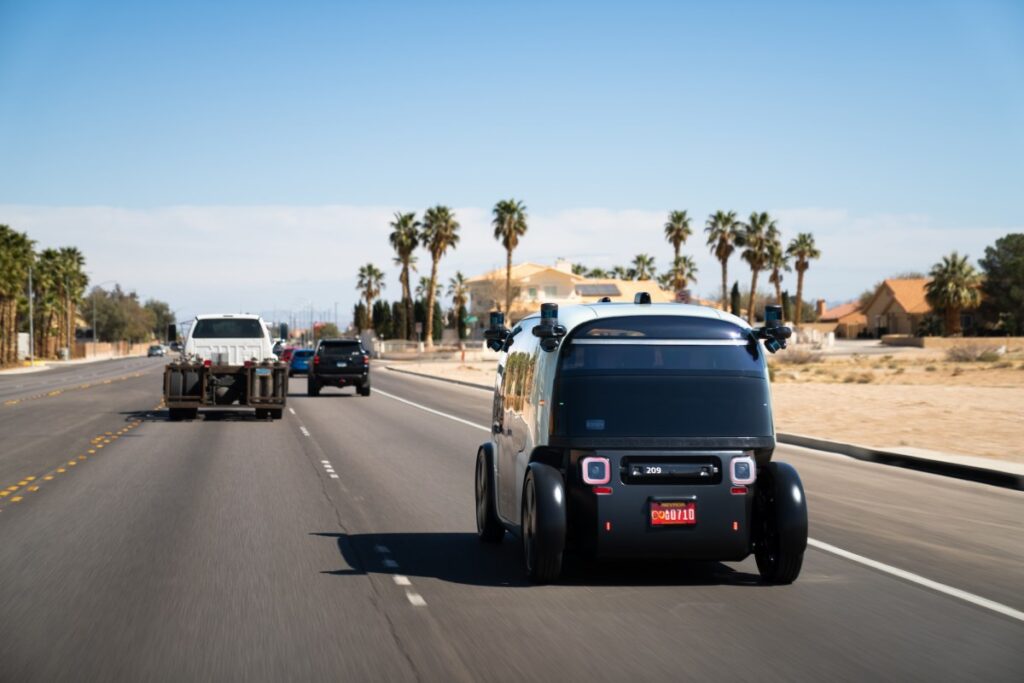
(119, 409), (276, 423)
(312, 531), (763, 588)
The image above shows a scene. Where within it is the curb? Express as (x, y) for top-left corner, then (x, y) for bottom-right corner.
(384, 365), (491, 391)
(385, 364), (1024, 492)
(777, 433), (1024, 491)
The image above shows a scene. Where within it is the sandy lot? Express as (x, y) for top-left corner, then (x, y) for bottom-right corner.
(390, 351), (1024, 463)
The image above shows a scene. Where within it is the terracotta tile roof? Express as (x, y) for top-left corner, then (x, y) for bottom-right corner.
(884, 278), (931, 315)
(820, 301), (862, 321)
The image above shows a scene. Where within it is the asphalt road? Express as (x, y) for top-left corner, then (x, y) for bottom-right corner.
(0, 360), (1021, 681)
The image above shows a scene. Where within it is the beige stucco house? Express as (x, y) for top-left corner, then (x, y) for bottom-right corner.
(862, 278), (931, 336)
(466, 259), (677, 323)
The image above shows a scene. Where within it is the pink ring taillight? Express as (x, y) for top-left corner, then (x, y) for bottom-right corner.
(730, 456), (756, 486)
(582, 457), (611, 485)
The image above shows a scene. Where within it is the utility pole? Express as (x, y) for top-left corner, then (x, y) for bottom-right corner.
(27, 267), (34, 366)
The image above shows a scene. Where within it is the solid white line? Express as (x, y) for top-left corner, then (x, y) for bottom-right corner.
(383, 559), (399, 569)
(393, 575), (411, 586)
(299, 426), (310, 437)
(381, 385), (1024, 624)
(374, 388), (489, 433)
(405, 591), (426, 607)
(807, 538), (1024, 623)
(288, 407), (296, 415)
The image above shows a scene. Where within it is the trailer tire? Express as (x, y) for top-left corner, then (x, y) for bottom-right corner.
(270, 408), (283, 420)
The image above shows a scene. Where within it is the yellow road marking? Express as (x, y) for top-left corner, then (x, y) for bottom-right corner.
(25, 476), (35, 481)
(43, 476), (54, 481)
(88, 449), (96, 454)
(56, 468), (65, 473)
(78, 456), (86, 460)
(0, 492), (9, 498)
(17, 480), (28, 486)
(6, 486), (18, 492)
(11, 496), (23, 502)
(28, 486), (39, 492)
(105, 432), (112, 436)
(96, 445), (103, 449)
(68, 461), (76, 466)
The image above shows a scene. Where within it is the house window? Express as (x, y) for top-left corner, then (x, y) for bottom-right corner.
(544, 285), (557, 298)
(528, 287), (538, 299)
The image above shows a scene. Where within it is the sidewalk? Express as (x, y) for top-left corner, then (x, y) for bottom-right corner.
(0, 351), (149, 375)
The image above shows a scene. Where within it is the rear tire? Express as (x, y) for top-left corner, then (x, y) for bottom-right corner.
(307, 380), (320, 397)
(358, 383), (371, 397)
(168, 408), (184, 422)
(270, 408), (283, 420)
(475, 448), (505, 543)
(753, 462), (808, 584)
(521, 465), (566, 584)
(255, 409), (269, 420)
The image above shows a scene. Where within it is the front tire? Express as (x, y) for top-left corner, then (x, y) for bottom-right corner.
(753, 462), (808, 584)
(475, 448), (505, 543)
(521, 464), (566, 584)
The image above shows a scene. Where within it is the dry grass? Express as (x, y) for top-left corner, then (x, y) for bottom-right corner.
(777, 349), (823, 365)
(946, 344), (1001, 363)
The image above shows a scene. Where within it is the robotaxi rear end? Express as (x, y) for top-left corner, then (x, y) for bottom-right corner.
(474, 299), (808, 584)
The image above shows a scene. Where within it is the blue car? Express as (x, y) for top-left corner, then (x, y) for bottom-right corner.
(289, 349), (314, 376)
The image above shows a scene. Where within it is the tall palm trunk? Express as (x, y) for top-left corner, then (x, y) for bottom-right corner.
(773, 277), (782, 307)
(720, 261), (728, 310)
(794, 270), (806, 326)
(504, 248), (513, 315)
(747, 269), (759, 325)
(424, 259), (439, 348)
(400, 265), (413, 341)
(946, 307), (961, 336)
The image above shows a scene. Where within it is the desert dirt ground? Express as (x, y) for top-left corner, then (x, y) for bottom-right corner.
(390, 346), (1024, 463)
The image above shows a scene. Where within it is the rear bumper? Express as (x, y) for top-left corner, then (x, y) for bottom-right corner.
(311, 371), (368, 386)
(567, 450), (753, 561)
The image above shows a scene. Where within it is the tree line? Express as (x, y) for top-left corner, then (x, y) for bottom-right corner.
(0, 224), (173, 367)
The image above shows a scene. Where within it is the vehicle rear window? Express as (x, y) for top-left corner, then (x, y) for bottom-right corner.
(191, 319), (264, 339)
(574, 315), (747, 340)
(318, 341), (362, 356)
(292, 350), (314, 358)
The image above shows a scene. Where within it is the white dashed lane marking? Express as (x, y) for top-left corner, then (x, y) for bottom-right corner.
(299, 426), (311, 437)
(288, 407), (296, 415)
(406, 591), (427, 607)
(393, 575), (411, 586)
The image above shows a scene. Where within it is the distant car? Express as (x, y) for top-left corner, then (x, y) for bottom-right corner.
(307, 339), (370, 396)
(147, 345), (165, 357)
(279, 347), (296, 363)
(289, 349), (314, 376)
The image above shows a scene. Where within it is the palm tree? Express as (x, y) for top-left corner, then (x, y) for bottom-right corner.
(786, 233), (821, 326)
(766, 235), (789, 306)
(587, 267), (609, 279)
(356, 263), (385, 328)
(663, 210), (692, 267)
(925, 252), (981, 336)
(0, 226), (35, 366)
(739, 212), (776, 324)
(492, 199), (528, 315)
(632, 254), (656, 281)
(33, 249), (62, 357)
(415, 275), (441, 301)
(389, 211), (420, 340)
(668, 255), (699, 294)
(610, 265), (630, 280)
(420, 205), (460, 346)
(571, 263), (588, 276)
(447, 271), (469, 349)
(56, 246), (87, 351)
(705, 210), (740, 307)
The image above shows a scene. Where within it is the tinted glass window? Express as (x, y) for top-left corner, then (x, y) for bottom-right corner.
(561, 344), (761, 374)
(574, 315), (747, 340)
(292, 350), (314, 358)
(191, 319), (264, 339)
(319, 341), (362, 356)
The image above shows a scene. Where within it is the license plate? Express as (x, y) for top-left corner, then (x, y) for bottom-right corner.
(254, 368), (271, 376)
(336, 361), (347, 367)
(649, 500), (696, 526)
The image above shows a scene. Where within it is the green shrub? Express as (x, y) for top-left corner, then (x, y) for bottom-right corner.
(946, 344), (1001, 362)
(925, 365), (937, 372)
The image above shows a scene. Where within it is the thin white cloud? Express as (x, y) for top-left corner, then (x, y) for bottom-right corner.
(1, 204), (1015, 324)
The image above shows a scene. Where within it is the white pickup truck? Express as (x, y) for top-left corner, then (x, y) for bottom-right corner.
(163, 313), (288, 421)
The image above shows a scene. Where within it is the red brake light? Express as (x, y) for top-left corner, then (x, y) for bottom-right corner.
(363, 355), (369, 364)
(593, 486), (613, 495)
(313, 355), (319, 365)
(203, 359), (212, 368)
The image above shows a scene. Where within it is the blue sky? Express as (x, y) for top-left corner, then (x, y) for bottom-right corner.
(1, 0), (1021, 319)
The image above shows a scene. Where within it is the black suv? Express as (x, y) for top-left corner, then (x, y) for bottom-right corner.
(308, 339), (371, 396)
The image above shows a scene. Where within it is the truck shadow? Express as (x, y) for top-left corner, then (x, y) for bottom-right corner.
(119, 409), (277, 422)
(312, 531), (763, 588)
